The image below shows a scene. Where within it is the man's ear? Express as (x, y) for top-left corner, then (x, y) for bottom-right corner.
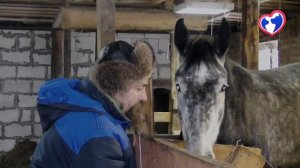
(175, 18), (189, 54)
(213, 18), (231, 61)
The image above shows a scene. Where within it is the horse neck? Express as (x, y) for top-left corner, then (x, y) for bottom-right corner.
(225, 59), (252, 87)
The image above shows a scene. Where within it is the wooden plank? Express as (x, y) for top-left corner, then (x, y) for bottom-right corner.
(150, 0), (165, 4)
(53, 7), (208, 32)
(160, 139), (265, 168)
(241, 0), (259, 69)
(96, 0), (115, 58)
(154, 112), (171, 122)
(51, 30), (63, 78)
(53, 8), (63, 28)
(64, 29), (71, 78)
(0, 17), (53, 23)
(170, 33), (179, 110)
(135, 135), (233, 168)
(0, 6), (58, 12)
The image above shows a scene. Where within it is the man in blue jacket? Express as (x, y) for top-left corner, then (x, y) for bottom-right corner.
(30, 40), (155, 168)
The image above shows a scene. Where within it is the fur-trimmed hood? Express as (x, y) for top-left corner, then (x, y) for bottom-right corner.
(88, 40), (155, 96)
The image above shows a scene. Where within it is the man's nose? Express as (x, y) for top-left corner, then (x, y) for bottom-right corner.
(140, 88), (148, 102)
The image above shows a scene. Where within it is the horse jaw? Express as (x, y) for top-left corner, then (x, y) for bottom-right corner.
(182, 94), (225, 158)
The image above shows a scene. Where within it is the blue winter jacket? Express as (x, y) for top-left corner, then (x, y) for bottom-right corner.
(30, 78), (136, 168)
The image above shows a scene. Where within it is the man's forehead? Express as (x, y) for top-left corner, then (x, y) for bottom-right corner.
(135, 77), (149, 86)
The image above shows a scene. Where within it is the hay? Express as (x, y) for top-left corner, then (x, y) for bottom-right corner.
(0, 139), (37, 168)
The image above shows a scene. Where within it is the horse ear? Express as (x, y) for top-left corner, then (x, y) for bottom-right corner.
(213, 18), (230, 62)
(175, 18), (189, 54)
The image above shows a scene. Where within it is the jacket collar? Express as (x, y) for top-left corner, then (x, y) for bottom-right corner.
(78, 78), (131, 127)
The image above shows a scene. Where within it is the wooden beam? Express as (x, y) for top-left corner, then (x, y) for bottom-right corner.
(53, 7), (208, 32)
(64, 29), (71, 78)
(51, 30), (63, 78)
(96, 0), (115, 59)
(154, 112), (171, 122)
(53, 8), (63, 28)
(241, 0), (259, 69)
(150, 0), (165, 4)
(0, 17), (53, 23)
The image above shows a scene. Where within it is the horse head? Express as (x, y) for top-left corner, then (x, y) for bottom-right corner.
(174, 18), (230, 158)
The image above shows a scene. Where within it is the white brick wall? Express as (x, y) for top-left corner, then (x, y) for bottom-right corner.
(145, 34), (170, 39)
(159, 38), (169, 53)
(0, 66), (16, 78)
(153, 67), (158, 80)
(47, 66), (51, 79)
(3, 30), (30, 34)
(19, 37), (31, 49)
(0, 30), (51, 153)
(71, 52), (90, 64)
(0, 35), (15, 49)
(33, 53), (51, 65)
(0, 139), (15, 152)
(34, 124), (43, 137)
(34, 36), (47, 49)
(34, 110), (40, 123)
(158, 66), (170, 79)
(0, 109), (19, 122)
(2, 51), (31, 63)
(75, 36), (95, 51)
(34, 31), (50, 36)
(115, 37), (131, 44)
(156, 53), (170, 64)
(18, 95), (37, 107)
(0, 94), (15, 108)
(118, 33), (145, 39)
(32, 80), (45, 93)
(144, 38), (159, 56)
(3, 80), (31, 93)
(21, 110), (31, 122)
(17, 66), (46, 78)
(5, 124), (31, 137)
(77, 66), (90, 77)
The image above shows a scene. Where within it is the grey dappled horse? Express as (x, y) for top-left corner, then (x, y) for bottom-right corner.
(174, 18), (300, 167)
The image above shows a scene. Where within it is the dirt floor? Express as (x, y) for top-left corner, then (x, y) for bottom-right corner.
(0, 140), (36, 168)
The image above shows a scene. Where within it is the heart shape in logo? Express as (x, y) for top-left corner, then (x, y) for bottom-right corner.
(258, 10), (286, 36)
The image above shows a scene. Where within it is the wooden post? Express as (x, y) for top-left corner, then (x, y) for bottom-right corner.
(242, 0), (259, 69)
(170, 33), (181, 134)
(51, 30), (63, 78)
(64, 29), (71, 78)
(96, 0), (115, 60)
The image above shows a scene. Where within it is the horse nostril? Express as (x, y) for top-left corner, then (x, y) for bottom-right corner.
(205, 151), (215, 159)
(207, 154), (213, 158)
(221, 84), (229, 92)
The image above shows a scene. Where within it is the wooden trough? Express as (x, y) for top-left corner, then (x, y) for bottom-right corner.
(134, 134), (266, 168)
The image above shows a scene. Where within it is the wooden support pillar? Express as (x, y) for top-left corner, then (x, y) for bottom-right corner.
(170, 33), (181, 134)
(242, 0), (259, 69)
(96, 0), (115, 60)
(64, 29), (71, 78)
(51, 30), (63, 78)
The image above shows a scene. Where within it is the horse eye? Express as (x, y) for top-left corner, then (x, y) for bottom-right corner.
(221, 84), (229, 92)
(176, 84), (181, 92)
